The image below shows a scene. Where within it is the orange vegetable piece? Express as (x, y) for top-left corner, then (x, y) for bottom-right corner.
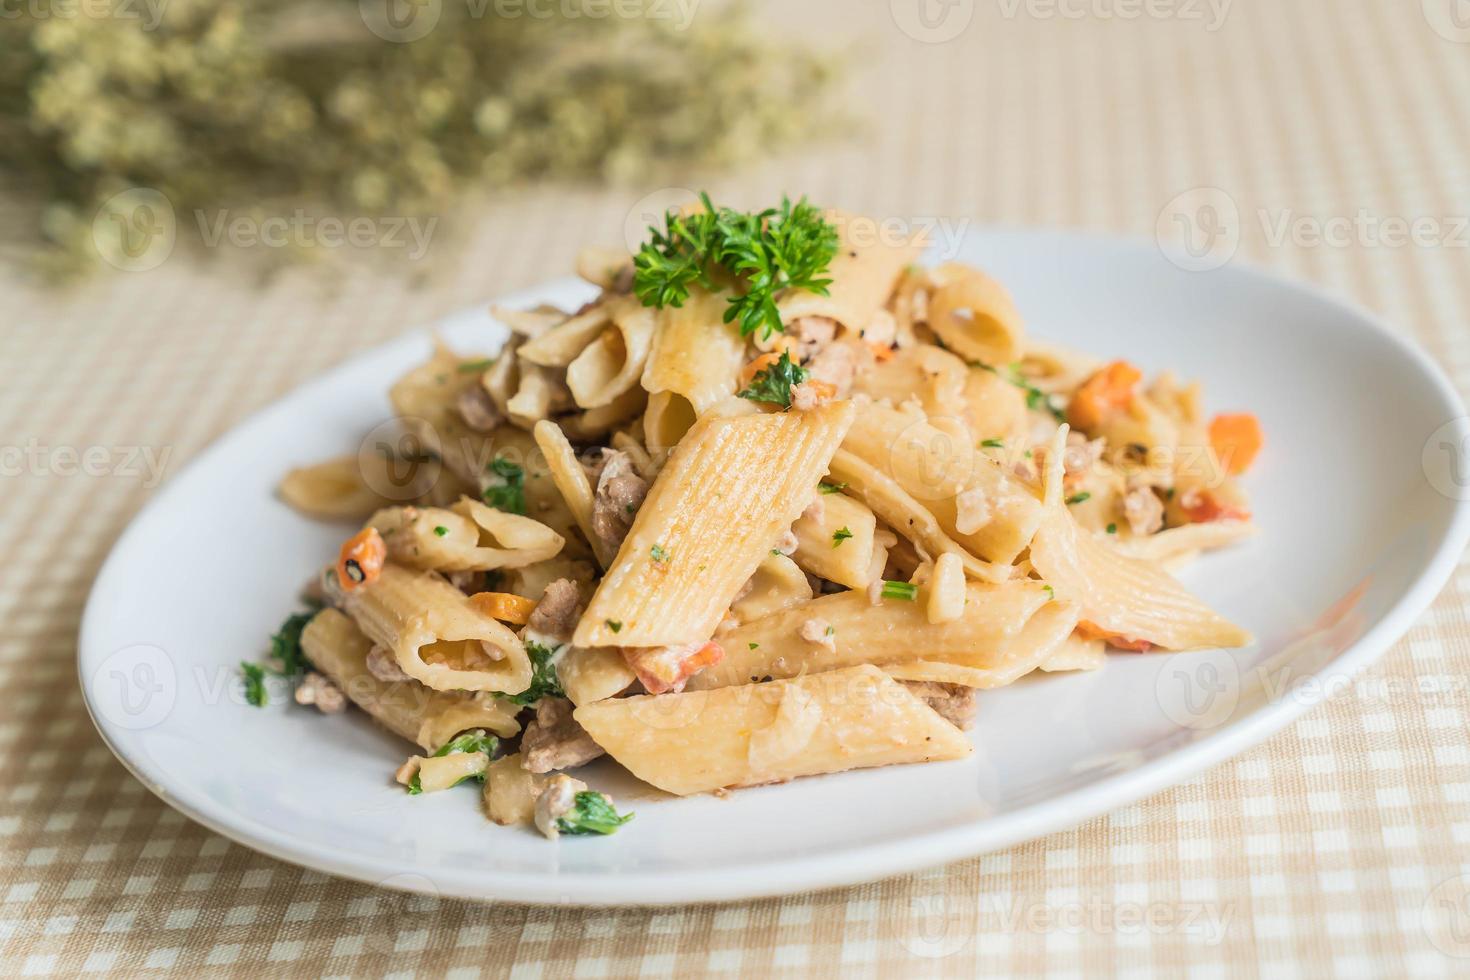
(1208, 413), (1263, 475)
(867, 340), (897, 362)
(1179, 490), (1251, 524)
(624, 641), (725, 694)
(336, 527), (386, 592)
(468, 591), (538, 625)
(740, 352), (782, 387)
(1077, 619), (1154, 653)
(1066, 361), (1142, 431)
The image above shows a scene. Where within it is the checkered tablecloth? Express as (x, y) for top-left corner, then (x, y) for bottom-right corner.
(5, 1), (1470, 975)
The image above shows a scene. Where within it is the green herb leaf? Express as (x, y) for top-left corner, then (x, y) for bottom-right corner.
(457, 358), (494, 373)
(1042, 584), (1055, 600)
(1106, 523), (1118, 534)
(880, 580), (918, 601)
(748, 642), (760, 650)
(981, 438), (1004, 448)
(738, 351), (809, 408)
(1065, 492), (1092, 505)
(556, 791), (634, 836)
(650, 543), (670, 564)
(433, 525), (449, 537)
(606, 619), (623, 634)
(832, 526), (853, 547)
(241, 662), (268, 707)
(483, 456), (526, 515)
(494, 642), (564, 707)
(817, 480), (848, 494)
(268, 606), (319, 677)
(633, 193), (840, 340)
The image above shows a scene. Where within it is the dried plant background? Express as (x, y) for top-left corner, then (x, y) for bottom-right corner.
(0, 0), (842, 279)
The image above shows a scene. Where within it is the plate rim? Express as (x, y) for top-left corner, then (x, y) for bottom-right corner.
(77, 229), (1470, 905)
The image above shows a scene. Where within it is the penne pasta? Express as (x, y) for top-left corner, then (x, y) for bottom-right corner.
(641, 288), (747, 414)
(574, 664), (971, 796)
(687, 580), (1055, 690)
(792, 492), (879, 589)
(369, 497), (564, 572)
(300, 608), (520, 749)
(573, 400), (856, 648)
(730, 553), (813, 624)
(335, 562), (533, 694)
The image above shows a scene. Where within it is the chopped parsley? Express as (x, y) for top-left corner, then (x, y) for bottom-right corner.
(483, 456), (526, 515)
(650, 543), (670, 564)
(984, 363), (1066, 422)
(556, 791), (634, 836)
(738, 351), (808, 408)
(748, 642), (760, 650)
(408, 729), (500, 795)
(433, 525), (449, 537)
(824, 624), (835, 637)
(1042, 585), (1055, 600)
(818, 480), (848, 494)
(632, 192), (839, 340)
(1065, 492), (1092, 505)
(240, 662), (268, 707)
(880, 580), (918, 601)
(457, 358), (494, 373)
(268, 606), (319, 677)
(243, 605), (322, 707)
(981, 438), (1005, 448)
(606, 619), (623, 634)
(832, 526), (853, 547)
(1106, 523), (1118, 534)
(494, 641), (565, 708)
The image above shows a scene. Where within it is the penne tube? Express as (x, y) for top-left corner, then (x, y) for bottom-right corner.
(300, 608), (520, 750)
(279, 454), (434, 523)
(566, 301), (657, 409)
(369, 497), (564, 572)
(574, 400), (857, 649)
(558, 646), (637, 705)
(641, 287), (747, 414)
(730, 553), (813, 624)
(924, 263), (1025, 368)
(336, 562), (533, 693)
(826, 450), (1009, 583)
(642, 389), (698, 456)
(773, 211), (925, 339)
(686, 580), (1055, 690)
(574, 664), (971, 796)
(1040, 631), (1108, 672)
(792, 492), (879, 589)
(531, 420), (597, 557)
(842, 401), (1044, 566)
(880, 599), (1080, 689)
(516, 302), (613, 367)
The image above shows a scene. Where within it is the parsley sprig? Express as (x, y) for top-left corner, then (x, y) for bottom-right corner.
(557, 791), (635, 836)
(633, 193), (840, 340)
(738, 351), (808, 408)
(495, 641), (565, 708)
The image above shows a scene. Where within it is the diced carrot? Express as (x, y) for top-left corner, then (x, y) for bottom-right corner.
(868, 340), (897, 362)
(624, 641), (724, 694)
(739, 352), (782, 387)
(468, 591), (537, 625)
(1208, 412), (1263, 475)
(1077, 619), (1154, 653)
(336, 527), (386, 592)
(1066, 361), (1142, 431)
(1178, 489), (1251, 524)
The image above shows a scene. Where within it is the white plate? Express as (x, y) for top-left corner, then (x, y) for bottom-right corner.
(79, 230), (1470, 905)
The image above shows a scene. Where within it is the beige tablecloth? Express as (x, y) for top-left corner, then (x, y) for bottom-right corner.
(5, 1), (1470, 975)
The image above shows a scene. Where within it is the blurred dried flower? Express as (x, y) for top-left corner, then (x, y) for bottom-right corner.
(0, 0), (843, 278)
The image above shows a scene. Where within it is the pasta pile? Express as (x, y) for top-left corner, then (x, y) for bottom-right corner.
(268, 199), (1261, 839)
